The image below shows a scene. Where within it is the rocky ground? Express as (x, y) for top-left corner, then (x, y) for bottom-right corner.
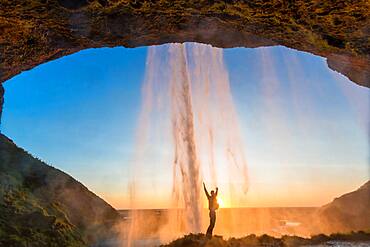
(162, 232), (370, 247)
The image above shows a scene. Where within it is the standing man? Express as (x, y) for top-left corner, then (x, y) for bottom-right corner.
(203, 182), (219, 237)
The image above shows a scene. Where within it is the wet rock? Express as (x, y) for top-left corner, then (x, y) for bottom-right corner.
(57, 0), (89, 10)
(0, 0), (368, 89)
(0, 85), (3, 130)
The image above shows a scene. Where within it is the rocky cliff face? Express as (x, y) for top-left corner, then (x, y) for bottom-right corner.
(0, 134), (120, 246)
(315, 180), (370, 234)
(0, 1), (369, 126)
(0, 85), (3, 129)
(0, 0), (369, 88)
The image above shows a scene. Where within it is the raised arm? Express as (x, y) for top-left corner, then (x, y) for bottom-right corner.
(215, 187), (219, 196)
(203, 182), (210, 198)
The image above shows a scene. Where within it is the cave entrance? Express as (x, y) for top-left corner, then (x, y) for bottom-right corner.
(1, 43), (369, 239)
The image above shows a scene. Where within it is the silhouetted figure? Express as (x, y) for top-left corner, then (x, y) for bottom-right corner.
(203, 182), (219, 238)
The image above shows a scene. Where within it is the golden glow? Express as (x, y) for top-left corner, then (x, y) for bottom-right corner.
(101, 178), (368, 209)
(217, 196), (225, 208)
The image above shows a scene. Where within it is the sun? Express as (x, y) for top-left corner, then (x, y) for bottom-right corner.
(217, 196), (225, 208)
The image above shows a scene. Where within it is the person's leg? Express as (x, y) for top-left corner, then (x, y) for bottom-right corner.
(206, 211), (213, 237)
(209, 211), (216, 235)
(206, 211), (216, 237)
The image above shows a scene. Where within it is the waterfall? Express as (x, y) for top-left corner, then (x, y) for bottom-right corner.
(126, 42), (249, 244)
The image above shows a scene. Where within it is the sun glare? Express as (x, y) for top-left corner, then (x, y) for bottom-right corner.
(217, 196), (225, 208)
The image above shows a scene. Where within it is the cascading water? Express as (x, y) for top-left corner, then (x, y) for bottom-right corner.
(169, 44), (202, 232)
(125, 42), (249, 245)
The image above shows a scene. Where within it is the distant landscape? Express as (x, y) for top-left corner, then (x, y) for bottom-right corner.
(1, 132), (369, 246)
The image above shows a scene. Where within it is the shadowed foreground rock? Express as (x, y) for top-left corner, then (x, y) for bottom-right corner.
(162, 232), (370, 247)
(0, 134), (120, 246)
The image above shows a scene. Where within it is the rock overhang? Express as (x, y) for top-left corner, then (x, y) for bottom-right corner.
(0, 0), (369, 96)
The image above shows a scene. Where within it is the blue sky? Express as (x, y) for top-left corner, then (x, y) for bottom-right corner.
(2, 44), (369, 208)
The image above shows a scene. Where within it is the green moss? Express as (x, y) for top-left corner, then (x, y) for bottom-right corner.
(0, 184), (86, 246)
(0, 134), (119, 246)
(0, 137), (86, 246)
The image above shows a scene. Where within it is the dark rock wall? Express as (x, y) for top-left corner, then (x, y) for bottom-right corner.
(0, 0), (369, 88)
(0, 84), (3, 131)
